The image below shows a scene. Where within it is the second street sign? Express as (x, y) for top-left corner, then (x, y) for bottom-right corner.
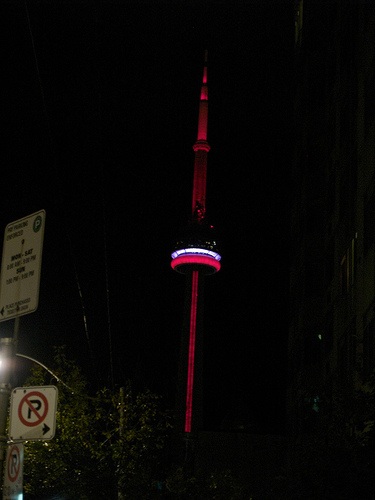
(0, 210), (45, 322)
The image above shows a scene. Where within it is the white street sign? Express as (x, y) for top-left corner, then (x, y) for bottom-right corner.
(9, 386), (58, 441)
(0, 209), (45, 322)
(3, 442), (24, 500)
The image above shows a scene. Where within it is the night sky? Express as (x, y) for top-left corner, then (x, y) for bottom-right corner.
(2, 0), (292, 434)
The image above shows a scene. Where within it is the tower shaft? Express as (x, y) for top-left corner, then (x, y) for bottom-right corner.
(185, 270), (198, 433)
(177, 271), (204, 435)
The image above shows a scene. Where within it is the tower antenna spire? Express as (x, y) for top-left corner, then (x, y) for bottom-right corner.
(192, 50), (210, 221)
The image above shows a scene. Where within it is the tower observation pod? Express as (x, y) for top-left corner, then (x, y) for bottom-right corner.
(171, 51), (221, 439)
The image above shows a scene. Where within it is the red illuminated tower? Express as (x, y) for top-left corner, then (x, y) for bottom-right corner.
(171, 51), (221, 439)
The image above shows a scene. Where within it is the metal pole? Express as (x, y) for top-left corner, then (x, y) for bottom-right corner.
(13, 316), (20, 358)
(118, 387), (124, 500)
(0, 337), (14, 466)
(0, 317), (19, 483)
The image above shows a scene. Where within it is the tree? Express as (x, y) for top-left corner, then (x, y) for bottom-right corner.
(20, 348), (252, 499)
(100, 386), (172, 499)
(23, 347), (114, 499)
(22, 347), (172, 499)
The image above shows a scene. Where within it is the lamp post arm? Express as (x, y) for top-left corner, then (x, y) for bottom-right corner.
(16, 353), (76, 394)
(15, 353), (107, 402)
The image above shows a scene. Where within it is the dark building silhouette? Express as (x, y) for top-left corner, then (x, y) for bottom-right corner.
(289, 0), (375, 437)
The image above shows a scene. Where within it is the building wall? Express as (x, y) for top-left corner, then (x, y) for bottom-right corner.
(289, 1), (375, 434)
(195, 431), (286, 495)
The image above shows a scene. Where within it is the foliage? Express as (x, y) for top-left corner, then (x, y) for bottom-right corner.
(19, 347), (254, 499)
(23, 347), (113, 499)
(98, 385), (173, 499)
(22, 346), (172, 499)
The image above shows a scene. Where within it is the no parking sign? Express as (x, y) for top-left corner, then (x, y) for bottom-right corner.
(9, 386), (58, 441)
(3, 442), (24, 500)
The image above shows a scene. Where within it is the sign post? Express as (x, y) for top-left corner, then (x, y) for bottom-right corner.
(2, 442), (24, 500)
(0, 211), (47, 498)
(9, 386), (58, 441)
(0, 209), (45, 322)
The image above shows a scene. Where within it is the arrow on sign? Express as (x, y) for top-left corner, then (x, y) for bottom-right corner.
(42, 423), (50, 435)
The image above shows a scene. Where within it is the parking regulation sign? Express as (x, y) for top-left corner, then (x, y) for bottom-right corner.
(3, 442), (24, 500)
(0, 209), (45, 322)
(9, 386), (58, 441)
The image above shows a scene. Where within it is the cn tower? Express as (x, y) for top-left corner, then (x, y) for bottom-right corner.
(171, 50), (221, 439)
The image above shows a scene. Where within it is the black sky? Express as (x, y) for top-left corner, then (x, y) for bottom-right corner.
(2, 0), (293, 433)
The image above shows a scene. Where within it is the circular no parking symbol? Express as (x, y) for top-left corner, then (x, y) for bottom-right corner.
(7, 445), (21, 483)
(18, 391), (49, 427)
